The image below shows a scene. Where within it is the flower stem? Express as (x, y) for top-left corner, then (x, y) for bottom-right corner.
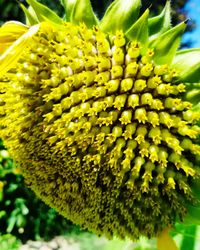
(157, 228), (178, 250)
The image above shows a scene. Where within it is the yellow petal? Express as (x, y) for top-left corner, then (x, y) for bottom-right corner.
(0, 42), (13, 54)
(0, 24), (40, 78)
(0, 21), (29, 54)
(0, 21), (28, 34)
(157, 228), (179, 250)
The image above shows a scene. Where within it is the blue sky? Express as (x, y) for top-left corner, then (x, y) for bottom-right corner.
(182, 0), (200, 47)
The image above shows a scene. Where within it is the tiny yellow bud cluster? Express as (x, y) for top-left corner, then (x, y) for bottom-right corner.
(0, 22), (199, 240)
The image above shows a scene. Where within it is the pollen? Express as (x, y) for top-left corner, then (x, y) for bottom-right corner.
(0, 22), (199, 241)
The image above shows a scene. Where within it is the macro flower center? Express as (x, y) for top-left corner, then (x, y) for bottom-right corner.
(0, 21), (199, 240)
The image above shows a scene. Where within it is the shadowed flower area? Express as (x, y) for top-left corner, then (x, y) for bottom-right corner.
(0, 1), (200, 249)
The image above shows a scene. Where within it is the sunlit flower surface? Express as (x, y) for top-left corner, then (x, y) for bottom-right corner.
(0, 0), (199, 248)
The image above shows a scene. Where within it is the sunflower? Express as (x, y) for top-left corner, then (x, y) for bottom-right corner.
(0, 0), (200, 249)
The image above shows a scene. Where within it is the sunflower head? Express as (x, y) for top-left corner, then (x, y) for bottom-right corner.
(0, 0), (200, 243)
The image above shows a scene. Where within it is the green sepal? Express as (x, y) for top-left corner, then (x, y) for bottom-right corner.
(150, 21), (186, 65)
(26, 0), (63, 24)
(184, 86), (200, 107)
(60, 0), (75, 21)
(126, 9), (149, 51)
(61, 0), (98, 28)
(20, 4), (39, 25)
(148, 0), (171, 41)
(100, 0), (141, 33)
(173, 49), (200, 83)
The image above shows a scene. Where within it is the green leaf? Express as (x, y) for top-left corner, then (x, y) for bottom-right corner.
(148, 1), (171, 41)
(171, 224), (200, 250)
(126, 9), (149, 51)
(20, 4), (39, 25)
(26, 0), (63, 24)
(180, 225), (196, 250)
(61, 0), (98, 28)
(6, 216), (17, 233)
(100, 0), (141, 33)
(150, 21), (186, 65)
(173, 48), (200, 83)
(0, 210), (6, 219)
(176, 50), (200, 106)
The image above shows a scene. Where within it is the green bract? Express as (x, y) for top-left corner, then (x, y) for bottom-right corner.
(0, 0), (200, 247)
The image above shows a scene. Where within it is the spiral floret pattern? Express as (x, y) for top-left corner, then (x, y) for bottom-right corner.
(0, 22), (200, 239)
